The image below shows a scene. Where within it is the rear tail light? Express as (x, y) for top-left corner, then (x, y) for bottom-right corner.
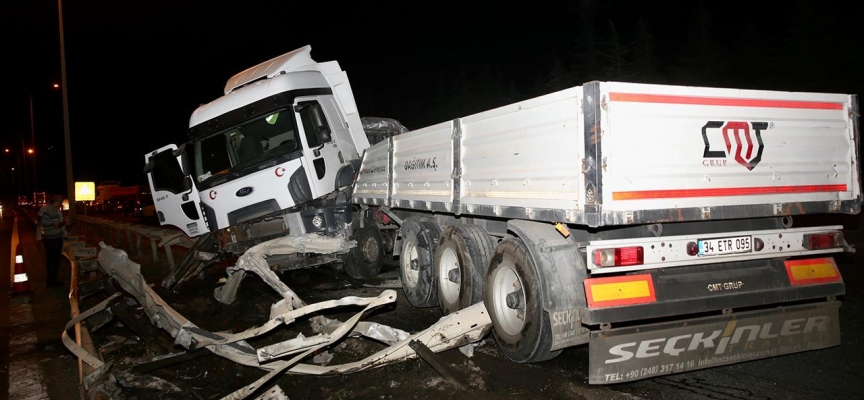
(686, 242), (699, 256)
(754, 238), (765, 251)
(593, 246), (644, 267)
(802, 232), (844, 250)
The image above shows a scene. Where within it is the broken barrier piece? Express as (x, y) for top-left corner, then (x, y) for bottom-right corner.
(63, 242), (491, 400)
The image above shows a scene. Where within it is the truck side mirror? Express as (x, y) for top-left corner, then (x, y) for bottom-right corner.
(310, 109), (330, 143)
(310, 105), (332, 143)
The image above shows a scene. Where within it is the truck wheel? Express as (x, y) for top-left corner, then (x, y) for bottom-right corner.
(435, 225), (495, 315)
(345, 218), (384, 280)
(485, 237), (561, 363)
(399, 219), (442, 307)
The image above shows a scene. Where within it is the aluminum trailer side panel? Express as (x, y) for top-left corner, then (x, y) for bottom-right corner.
(598, 82), (861, 224)
(458, 87), (584, 219)
(355, 87), (587, 222)
(391, 121), (454, 212)
(353, 82), (860, 227)
(354, 137), (391, 206)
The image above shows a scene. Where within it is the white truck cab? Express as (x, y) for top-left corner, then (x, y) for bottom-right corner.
(144, 45), (369, 237)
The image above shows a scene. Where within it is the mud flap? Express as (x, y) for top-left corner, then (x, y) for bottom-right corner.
(588, 301), (841, 384)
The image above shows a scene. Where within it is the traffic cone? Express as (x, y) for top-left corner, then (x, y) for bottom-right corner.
(11, 243), (32, 295)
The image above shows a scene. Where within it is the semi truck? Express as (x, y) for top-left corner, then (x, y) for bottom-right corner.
(33, 191), (46, 207)
(93, 181), (149, 212)
(144, 45), (861, 383)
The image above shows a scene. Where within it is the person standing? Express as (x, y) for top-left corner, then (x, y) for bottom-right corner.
(36, 195), (69, 287)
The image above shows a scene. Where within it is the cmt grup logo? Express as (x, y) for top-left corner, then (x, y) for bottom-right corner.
(701, 121), (769, 170)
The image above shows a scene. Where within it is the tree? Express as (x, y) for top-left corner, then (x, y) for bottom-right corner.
(429, 71), (451, 124)
(668, 0), (723, 85)
(598, 20), (632, 81)
(570, 3), (600, 82)
(632, 16), (659, 83)
(544, 54), (572, 92)
(450, 65), (475, 116)
(477, 62), (510, 109)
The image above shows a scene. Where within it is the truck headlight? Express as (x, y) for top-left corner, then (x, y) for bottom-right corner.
(312, 214), (324, 229)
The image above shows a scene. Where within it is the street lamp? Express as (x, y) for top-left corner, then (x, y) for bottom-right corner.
(58, 0), (76, 218)
(24, 84), (59, 196)
(18, 135), (29, 196)
(2, 138), (32, 196)
(11, 167), (19, 196)
(26, 91), (37, 194)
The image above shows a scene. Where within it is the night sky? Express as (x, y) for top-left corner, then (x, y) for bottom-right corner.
(4, 0), (863, 200)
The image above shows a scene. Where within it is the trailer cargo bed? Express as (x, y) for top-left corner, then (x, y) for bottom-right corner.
(354, 81), (861, 227)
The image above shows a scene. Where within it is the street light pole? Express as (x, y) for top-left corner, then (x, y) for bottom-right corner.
(11, 167), (18, 197)
(58, 0), (75, 219)
(27, 92), (37, 194)
(18, 136), (28, 197)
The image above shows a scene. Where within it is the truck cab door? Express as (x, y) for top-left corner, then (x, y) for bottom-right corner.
(143, 144), (207, 237)
(294, 98), (344, 198)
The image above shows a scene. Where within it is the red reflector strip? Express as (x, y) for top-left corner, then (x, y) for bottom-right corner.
(613, 185), (847, 201)
(584, 274), (656, 308)
(784, 258), (841, 286)
(608, 92), (844, 110)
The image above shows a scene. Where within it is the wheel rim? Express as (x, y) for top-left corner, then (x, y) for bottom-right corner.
(490, 258), (525, 336)
(361, 235), (379, 263)
(401, 240), (419, 288)
(438, 245), (461, 305)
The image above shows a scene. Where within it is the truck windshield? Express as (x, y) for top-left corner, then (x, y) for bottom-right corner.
(193, 109), (300, 184)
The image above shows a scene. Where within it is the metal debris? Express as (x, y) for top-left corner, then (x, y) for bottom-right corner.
(409, 339), (468, 391)
(254, 385), (289, 400)
(114, 370), (184, 394)
(64, 241), (492, 400)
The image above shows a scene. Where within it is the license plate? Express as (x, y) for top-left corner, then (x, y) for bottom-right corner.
(698, 236), (751, 256)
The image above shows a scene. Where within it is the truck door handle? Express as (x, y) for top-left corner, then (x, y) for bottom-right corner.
(313, 143), (325, 157)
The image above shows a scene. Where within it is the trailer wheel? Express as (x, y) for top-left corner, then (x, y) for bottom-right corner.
(344, 217), (384, 280)
(435, 225), (495, 315)
(485, 237), (561, 363)
(399, 219), (442, 307)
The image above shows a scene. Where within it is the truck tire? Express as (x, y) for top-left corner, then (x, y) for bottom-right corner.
(344, 217), (384, 280)
(485, 237), (561, 363)
(399, 219), (442, 308)
(434, 225), (495, 315)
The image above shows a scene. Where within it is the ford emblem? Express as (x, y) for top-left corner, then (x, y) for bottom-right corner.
(236, 187), (254, 197)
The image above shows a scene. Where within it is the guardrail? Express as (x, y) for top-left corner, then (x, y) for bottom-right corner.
(73, 216), (196, 270)
(60, 217), (198, 398)
(60, 235), (103, 399)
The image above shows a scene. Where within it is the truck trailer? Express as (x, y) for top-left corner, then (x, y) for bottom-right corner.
(145, 45), (860, 383)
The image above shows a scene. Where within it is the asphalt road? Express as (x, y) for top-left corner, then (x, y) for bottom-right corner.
(1, 209), (86, 400)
